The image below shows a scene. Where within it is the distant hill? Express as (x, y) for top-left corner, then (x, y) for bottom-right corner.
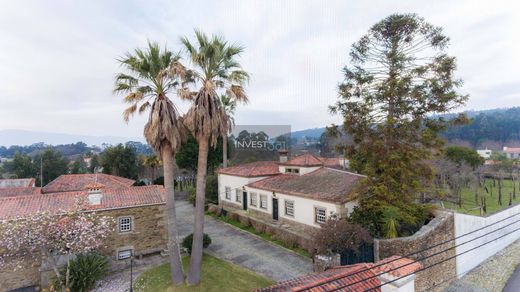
(0, 129), (143, 147)
(290, 127), (326, 139)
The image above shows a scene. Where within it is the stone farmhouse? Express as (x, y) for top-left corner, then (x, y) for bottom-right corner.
(0, 174), (167, 291)
(218, 152), (365, 234)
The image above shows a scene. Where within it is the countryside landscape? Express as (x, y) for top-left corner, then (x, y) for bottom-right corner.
(1, 1), (520, 292)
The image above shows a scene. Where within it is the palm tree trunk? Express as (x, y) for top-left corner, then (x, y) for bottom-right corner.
(161, 145), (185, 285)
(223, 135), (228, 168)
(187, 137), (209, 285)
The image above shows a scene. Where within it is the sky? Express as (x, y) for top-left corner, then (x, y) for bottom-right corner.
(1, 0), (520, 139)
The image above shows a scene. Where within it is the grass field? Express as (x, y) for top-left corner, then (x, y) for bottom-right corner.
(134, 254), (273, 292)
(443, 178), (520, 216)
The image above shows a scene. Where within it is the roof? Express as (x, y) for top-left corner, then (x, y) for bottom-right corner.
(257, 256), (422, 292)
(0, 187), (41, 198)
(218, 161), (281, 178)
(504, 147), (520, 154)
(0, 178), (36, 188)
(42, 174), (135, 193)
(0, 185), (165, 220)
(247, 167), (364, 204)
(279, 154), (324, 167)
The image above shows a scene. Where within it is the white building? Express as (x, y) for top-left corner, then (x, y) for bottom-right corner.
(503, 147), (520, 159)
(476, 148), (492, 159)
(218, 153), (364, 232)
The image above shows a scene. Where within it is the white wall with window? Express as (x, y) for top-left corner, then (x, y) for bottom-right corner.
(250, 192), (258, 207)
(235, 189), (242, 203)
(218, 174), (270, 207)
(278, 165), (321, 176)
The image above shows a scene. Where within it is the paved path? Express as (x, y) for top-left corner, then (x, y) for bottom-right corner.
(176, 200), (313, 282)
(504, 265), (520, 292)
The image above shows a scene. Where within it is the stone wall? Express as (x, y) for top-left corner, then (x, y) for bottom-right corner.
(0, 204), (167, 291)
(375, 211), (456, 292)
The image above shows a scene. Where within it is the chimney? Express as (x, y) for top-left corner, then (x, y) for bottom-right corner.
(86, 183), (104, 205)
(278, 150), (288, 163)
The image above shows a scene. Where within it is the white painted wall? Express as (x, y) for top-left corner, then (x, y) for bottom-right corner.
(278, 165), (321, 175)
(454, 204), (520, 277)
(218, 174), (269, 207)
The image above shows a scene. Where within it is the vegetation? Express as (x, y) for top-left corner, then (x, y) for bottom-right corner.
(179, 30), (250, 285)
(52, 253), (110, 292)
(134, 254), (273, 292)
(330, 13), (467, 238)
(3, 149), (69, 185)
(175, 134), (223, 172)
(114, 41), (187, 285)
(100, 144), (140, 179)
(445, 146), (484, 169)
(312, 219), (372, 255)
(182, 233), (212, 254)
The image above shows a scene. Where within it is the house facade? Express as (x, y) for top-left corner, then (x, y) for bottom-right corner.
(0, 174), (167, 291)
(503, 146), (520, 159)
(218, 153), (364, 234)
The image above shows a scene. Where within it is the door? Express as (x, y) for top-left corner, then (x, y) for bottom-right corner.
(242, 191), (248, 210)
(272, 198), (279, 220)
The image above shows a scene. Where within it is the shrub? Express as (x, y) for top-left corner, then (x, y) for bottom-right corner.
(182, 233), (212, 254)
(205, 175), (219, 204)
(52, 253), (110, 292)
(187, 186), (196, 206)
(312, 218), (372, 256)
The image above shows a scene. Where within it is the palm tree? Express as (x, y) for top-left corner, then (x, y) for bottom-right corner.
(144, 154), (161, 181)
(114, 41), (186, 285)
(179, 30), (249, 285)
(219, 94), (236, 168)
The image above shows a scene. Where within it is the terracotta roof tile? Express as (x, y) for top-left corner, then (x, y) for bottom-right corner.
(219, 161), (280, 177)
(504, 147), (520, 153)
(280, 154), (324, 167)
(257, 256), (422, 292)
(247, 168), (364, 204)
(0, 185), (165, 220)
(0, 187), (42, 198)
(42, 174), (135, 193)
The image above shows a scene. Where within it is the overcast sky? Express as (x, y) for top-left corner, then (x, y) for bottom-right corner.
(1, 0), (519, 139)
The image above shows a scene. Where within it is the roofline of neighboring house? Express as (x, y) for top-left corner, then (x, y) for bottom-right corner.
(323, 167), (367, 178)
(217, 172), (280, 178)
(277, 162), (323, 167)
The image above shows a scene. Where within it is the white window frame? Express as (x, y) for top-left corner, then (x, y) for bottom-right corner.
(236, 189), (242, 203)
(118, 216), (133, 233)
(250, 192), (257, 207)
(284, 200), (295, 217)
(314, 207), (327, 224)
(225, 186), (231, 200)
(260, 194), (268, 209)
(117, 249), (133, 260)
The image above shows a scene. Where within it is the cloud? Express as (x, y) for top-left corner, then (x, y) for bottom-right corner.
(0, 0), (519, 137)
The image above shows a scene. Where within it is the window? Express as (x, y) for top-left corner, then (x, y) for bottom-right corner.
(118, 216), (132, 233)
(285, 168), (300, 174)
(225, 186), (231, 200)
(236, 189), (242, 203)
(260, 194), (268, 209)
(285, 200), (295, 217)
(250, 192), (257, 207)
(315, 207), (327, 224)
(118, 249), (132, 260)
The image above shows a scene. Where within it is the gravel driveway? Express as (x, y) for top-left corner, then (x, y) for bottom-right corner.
(176, 200), (313, 282)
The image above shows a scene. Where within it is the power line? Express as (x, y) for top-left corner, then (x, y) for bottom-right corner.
(293, 211), (520, 291)
(365, 224), (520, 292)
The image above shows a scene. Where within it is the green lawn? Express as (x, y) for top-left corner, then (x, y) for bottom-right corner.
(443, 178), (520, 216)
(133, 254), (273, 292)
(207, 213), (310, 258)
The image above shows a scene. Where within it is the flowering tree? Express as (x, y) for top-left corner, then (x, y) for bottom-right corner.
(0, 206), (114, 291)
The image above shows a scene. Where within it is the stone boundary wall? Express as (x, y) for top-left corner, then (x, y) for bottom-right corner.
(454, 203), (520, 277)
(374, 211), (456, 292)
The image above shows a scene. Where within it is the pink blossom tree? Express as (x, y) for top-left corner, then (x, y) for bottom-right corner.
(0, 205), (114, 291)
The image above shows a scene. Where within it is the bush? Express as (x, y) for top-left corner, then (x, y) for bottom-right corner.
(205, 175), (219, 204)
(187, 186), (196, 205)
(182, 233), (212, 254)
(312, 218), (372, 256)
(52, 253), (110, 292)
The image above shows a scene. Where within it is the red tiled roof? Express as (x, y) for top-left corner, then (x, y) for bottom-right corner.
(247, 168), (364, 204)
(504, 147), (520, 153)
(257, 256), (422, 292)
(0, 185), (165, 220)
(280, 154), (324, 167)
(42, 174), (135, 193)
(0, 178), (36, 188)
(219, 161), (280, 177)
(0, 187), (41, 198)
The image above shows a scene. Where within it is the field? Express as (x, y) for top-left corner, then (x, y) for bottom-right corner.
(443, 178), (520, 216)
